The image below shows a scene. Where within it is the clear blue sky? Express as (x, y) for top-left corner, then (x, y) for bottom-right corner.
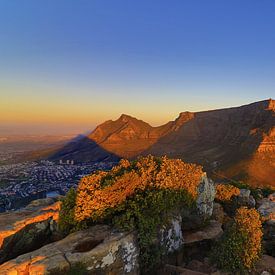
(0, 0), (274, 134)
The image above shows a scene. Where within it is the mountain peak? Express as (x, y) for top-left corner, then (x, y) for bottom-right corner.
(178, 111), (194, 118)
(119, 114), (135, 122)
(174, 111), (194, 127)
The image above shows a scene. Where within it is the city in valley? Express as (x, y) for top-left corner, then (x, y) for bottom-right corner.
(0, 136), (117, 212)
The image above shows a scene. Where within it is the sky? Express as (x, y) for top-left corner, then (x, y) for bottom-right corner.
(0, 0), (275, 135)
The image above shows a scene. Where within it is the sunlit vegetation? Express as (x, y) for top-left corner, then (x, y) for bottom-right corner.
(211, 207), (263, 273)
(215, 183), (240, 201)
(228, 180), (274, 199)
(59, 155), (204, 272)
(75, 156), (203, 222)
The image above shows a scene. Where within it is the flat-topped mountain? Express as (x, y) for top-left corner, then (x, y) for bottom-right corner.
(87, 113), (190, 158)
(49, 99), (275, 187)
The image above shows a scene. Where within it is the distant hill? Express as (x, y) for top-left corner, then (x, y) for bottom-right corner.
(49, 99), (275, 187)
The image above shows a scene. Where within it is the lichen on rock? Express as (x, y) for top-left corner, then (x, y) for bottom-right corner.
(196, 174), (216, 219)
(160, 214), (184, 254)
(0, 225), (140, 275)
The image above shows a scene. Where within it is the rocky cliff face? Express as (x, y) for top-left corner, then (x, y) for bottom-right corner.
(0, 225), (140, 275)
(0, 198), (60, 264)
(49, 99), (275, 187)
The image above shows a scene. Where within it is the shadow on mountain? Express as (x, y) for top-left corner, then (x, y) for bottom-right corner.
(143, 113), (261, 169)
(48, 135), (121, 164)
(142, 101), (274, 185)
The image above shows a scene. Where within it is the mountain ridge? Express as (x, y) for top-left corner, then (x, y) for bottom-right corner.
(49, 99), (275, 187)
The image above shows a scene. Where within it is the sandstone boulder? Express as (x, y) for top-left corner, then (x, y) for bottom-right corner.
(0, 198), (60, 264)
(258, 198), (275, 222)
(0, 225), (139, 275)
(257, 196), (275, 257)
(183, 220), (223, 245)
(182, 175), (216, 231)
(236, 189), (256, 208)
(196, 175), (216, 218)
(227, 188), (256, 213)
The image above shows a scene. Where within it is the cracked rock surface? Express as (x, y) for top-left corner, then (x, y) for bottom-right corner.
(0, 225), (139, 275)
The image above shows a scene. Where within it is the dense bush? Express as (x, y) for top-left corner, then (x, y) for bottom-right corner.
(215, 183), (240, 201)
(59, 155), (204, 272)
(211, 207), (263, 273)
(74, 156), (203, 222)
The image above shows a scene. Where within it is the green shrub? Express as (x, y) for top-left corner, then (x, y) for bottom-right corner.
(58, 188), (86, 235)
(111, 188), (194, 272)
(211, 207), (263, 273)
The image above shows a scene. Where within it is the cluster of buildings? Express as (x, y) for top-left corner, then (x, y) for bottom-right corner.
(0, 159), (117, 212)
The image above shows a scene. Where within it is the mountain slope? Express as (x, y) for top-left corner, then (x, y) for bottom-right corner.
(49, 99), (275, 187)
(145, 99), (275, 187)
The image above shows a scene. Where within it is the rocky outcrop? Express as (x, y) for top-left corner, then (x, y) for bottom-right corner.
(196, 175), (216, 218)
(0, 174), (217, 274)
(0, 225), (139, 275)
(0, 205), (219, 275)
(258, 194), (275, 256)
(182, 220), (222, 245)
(258, 196), (275, 222)
(182, 175), (216, 231)
(142, 175), (216, 264)
(230, 188), (256, 213)
(237, 189), (256, 207)
(0, 198), (60, 264)
(162, 221), (223, 274)
(211, 203), (224, 224)
(160, 213), (184, 254)
(158, 177), (218, 266)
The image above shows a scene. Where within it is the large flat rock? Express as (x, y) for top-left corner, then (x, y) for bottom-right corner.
(0, 225), (139, 275)
(0, 198), (60, 264)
